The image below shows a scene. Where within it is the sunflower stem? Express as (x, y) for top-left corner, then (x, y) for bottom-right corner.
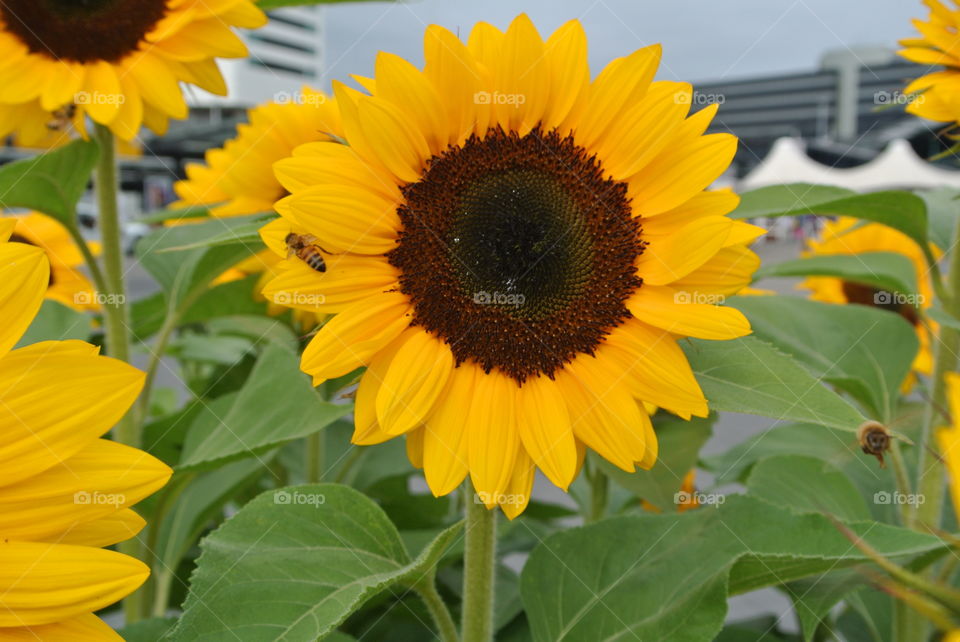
(888, 440), (913, 527)
(65, 220), (108, 298)
(415, 577), (459, 642)
(461, 486), (496, 642)
(587, 464), (609, 523)
(305, 431), (324, 483)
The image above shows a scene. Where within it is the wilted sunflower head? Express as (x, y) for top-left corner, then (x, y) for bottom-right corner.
(4, 211), (101, 311)
(898, 0), (960, 123)
(261, 15), (763, 518)
(0, 219), (171, 637)
(801, 216), (935, 380)
(0, 0), (267, 143)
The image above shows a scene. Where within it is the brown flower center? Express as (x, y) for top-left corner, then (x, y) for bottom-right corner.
(841, 281), (919, 326)
(1, 0), (168, 63)
(388, 127), (644, 383)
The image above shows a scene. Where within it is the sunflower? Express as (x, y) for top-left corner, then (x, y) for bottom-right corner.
(0, 219), (172, 637)
(800, 217), (934, 382)
(899, 0), (960, 124)
(0, 0), (266, 144)
(261, 15), (762, 518)
(173, 88), (340, 328)
(4, 211), (100, 312)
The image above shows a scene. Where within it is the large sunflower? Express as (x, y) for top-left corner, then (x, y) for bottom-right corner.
(801, 217), (934, 382)
(899, 0), (960, 124)
(262, 15), (762, 518)
(0, 0), (266, 144)
(0, 219), (172, 637)
(173, 88), (341, 327)
(5, 211), (100, 312)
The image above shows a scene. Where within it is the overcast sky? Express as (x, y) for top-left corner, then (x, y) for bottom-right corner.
(321, 0), (921, 87)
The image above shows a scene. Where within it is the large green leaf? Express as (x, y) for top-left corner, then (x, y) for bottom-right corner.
(597, 415), (713, 511)
(683, 336), (866, 432)
(733, 186), (929, 254)
(917, 187), (960, 251)
(15, 300), (91, 347)
(756, 252), (918, 298)
(178, 343), (349, 471)
(745, 455), (870, 521)
(0, 139), (99, 224)
(520, 495), (944, 642)
(170, 484), (463, 641)
(730, 296), (918, 422)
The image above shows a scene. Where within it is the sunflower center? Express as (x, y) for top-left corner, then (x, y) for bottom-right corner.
(841, 281), (919, 325)
(1, 0), (168, 63)
(9, 233), (54, 286)
(388, 127), (644, 383)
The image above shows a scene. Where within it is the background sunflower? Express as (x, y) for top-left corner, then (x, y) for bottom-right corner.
(899, 0), (960, 124)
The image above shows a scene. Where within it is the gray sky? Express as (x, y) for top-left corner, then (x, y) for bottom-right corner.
(321, 0), (921, 87)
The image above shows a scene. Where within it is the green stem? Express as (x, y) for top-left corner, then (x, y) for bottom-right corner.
(415, 579), (459, 642)
(461, 487), (496, 642)
(136, 312), (180, 425)
(65, 222), (107, 297)
(305, 431), (324, 483)
(888, 440), (913, 527)
(587, 465), (609, 523)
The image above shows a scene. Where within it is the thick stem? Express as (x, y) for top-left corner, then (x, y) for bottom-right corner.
(415, 579), (459, 642)
(305, 431), (324, 483)
(461, 488), (496, 642)
(587, 466), (609, 523)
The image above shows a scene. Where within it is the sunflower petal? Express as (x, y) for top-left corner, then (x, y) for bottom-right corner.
(516, 375), (578, 489)
(627, 285), (752, 340)
(468, 371), (520, 507)
(423, 365), (476, 497)
(0, 243), (47, 357)
(376, 328), (454, 436)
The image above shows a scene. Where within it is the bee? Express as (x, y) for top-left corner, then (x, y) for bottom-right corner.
(46, 103), (77, 131)
(857, 420), (890, 468)
(285, 233), (330, 273)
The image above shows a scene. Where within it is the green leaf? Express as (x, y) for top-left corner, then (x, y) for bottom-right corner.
(120, 617), (178, 642)
(733, 186), (930, 254)
(0, 139), (99, 224)
(683, 335), (867, 433)
(756, 252), (918, 297)
(917, 187), (960, 251)
(178, 343), (350, 471)
(15, 300), (91, 347)
(597, 414), (713, 511)
(167, 332), (255, 366)
(137, 215), (264, 312)
(138, 205), (211, 225)
(520, 495), (944, 642)
(784, 571), (864, 642)
(170, 484), (463, 641)
(158, 214), (273, 252)
(928, 306), (960, 331)
(745, 455), (871, 521)
(730, 295), (918, 423)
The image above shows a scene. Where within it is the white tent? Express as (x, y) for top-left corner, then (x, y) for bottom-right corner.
(739, 137), (960, 191)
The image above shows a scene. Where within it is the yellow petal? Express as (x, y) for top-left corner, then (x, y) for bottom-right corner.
(300, 292), (411, 383)
(500, 448), (535, 520)
(356, 96), (430, 184)
(0, 440), (171, 542)
(0, 613), (121, 641)
(262, 255), (398, 314)
(672, 245), (761, 296)
(516, 375), (578, 489)
(423, 24), (481, 145)
(374, 52), (448, 154)
(406, 428), (425, 469)
(0, 349), (144, 486)
(542, 20), (590, 131)
(54, 509), (146, 548)
(275, 143), (400, 203)
(352, 336), (407, 446)
(627, 285), (752, 340)
(0, 541), (148, 627)
(637, 216), (733, 285)
(80, 61), (122, 125)
(376, 329), (454, 436)
(0, 243), (47, 356)
(468, 371), (520, 507)
(423, 365), (476, 497)
(125, 54), (188, 119)
(494, 14), (550, 135)
(0, 218), (15, 241)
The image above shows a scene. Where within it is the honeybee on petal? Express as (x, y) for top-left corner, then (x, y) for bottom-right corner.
(46, 103), (77, 131)
(285, 233), (329, 273)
